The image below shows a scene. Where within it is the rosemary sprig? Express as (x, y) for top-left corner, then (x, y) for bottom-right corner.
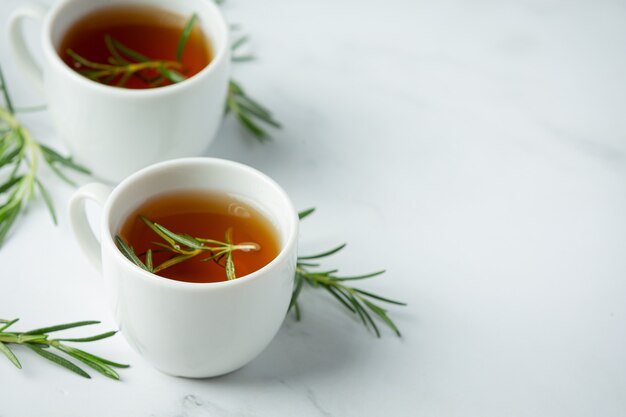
(114, 215), (260, 280)
(291, 208), (406, 337)
(66, 13), (192, 88)
(230, 34), (255, 63)
(0, 65), (90, 246)
(225, 80), (281, 141)
(0, 318), (129, 380)
(227, 28), (281, 140)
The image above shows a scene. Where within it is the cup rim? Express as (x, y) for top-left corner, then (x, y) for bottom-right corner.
(101, 157), (299, 290)
(42, 0), (229, 97)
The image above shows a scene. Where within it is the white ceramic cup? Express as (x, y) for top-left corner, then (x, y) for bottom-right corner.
(8, 0), (230, 182)
(68, 158), (298, 377)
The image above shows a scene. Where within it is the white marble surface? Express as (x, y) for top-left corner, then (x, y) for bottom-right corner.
(1, 0), (626, 415)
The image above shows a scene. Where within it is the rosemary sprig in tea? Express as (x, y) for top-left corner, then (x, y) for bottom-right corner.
(0, 65), (90, 245)
(115, 215), (260, 280)
(65, 13), (194, 88)
(66, 46), (184, 88)
(291, 208), (406, 337)
(0, 318), (129, 380)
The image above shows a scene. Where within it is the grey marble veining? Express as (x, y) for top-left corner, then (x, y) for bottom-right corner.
(1, 0), (625, 416)
(153, 394), (258, 417)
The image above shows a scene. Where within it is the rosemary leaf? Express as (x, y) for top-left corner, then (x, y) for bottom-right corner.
(67, 49), (111, 70)
(332, 270), (387, 281)
(57, 331), (117, 343)
(139, 216), (178, 248)
(26, 344), (91, 378)
(105, 35), (130, 64)
(0, 144), (22, 166)
(35, 178), (57, 225)
(63, 349), (130, 369)
(298, 243), (347, 260)
(0, 204), (21, 244)
(235, 109), (267, 139)
(144, 217), (204, 249)
(44, 161), (76, 186)
(345, 290), (369, 327)
(0, 69), (14, 113)
(326, 286), (357, 314)
(0, 341), (21, 369)
(225, 251), (236, 280)
(0, 176), (23, 194)
(24, 320), (100, 335)
(199, 250), (227, 263)
(361, 299), (401, 337)
(114, 236), (150, 271)
(356, 297), (381, 337)
(293, 302), (301, 321)
(295, 261), (320, 267)
(298, 208), (316, 220)
(176, 13), (198, 62)
(152, 253), (197, 273)
(231, 35), (250, 51)
(0, 318), (19, 332)
(108, 36), (149, 62)
(55, 344), (120, 380)
(237, 101), (281, 128)
(289, 273), (305, 311)
(39, 144), (90, 174)
(116, 71), (133, 87)
(231, 55), (255, 63)
(13, 104), (47, 113)
(352, 288), (407, 305)
(157, 65), (186, 84)
(145, 249), (153, 272)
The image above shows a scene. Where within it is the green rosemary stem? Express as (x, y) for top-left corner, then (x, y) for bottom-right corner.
(115, 217), (260, 280)
(67, 49), (183, 85)
(0, 108), (39, 211)
(0, 66), (14, 113)
(290, 208), (407, 337)
(0, 319), (129, 380)
(0, 69), (90, 245)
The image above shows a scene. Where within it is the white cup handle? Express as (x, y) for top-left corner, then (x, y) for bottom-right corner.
(68, 183), (114, 272)
(7, 3), (49, 94)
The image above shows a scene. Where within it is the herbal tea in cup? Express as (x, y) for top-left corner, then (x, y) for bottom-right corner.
(8, 0), (230, 182)
(116, 189), (280, 283)
(59, 5), (211, 89)
(68, 158), (298, 377)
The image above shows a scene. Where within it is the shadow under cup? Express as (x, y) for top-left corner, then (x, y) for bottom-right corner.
(100, 158), (298, 377)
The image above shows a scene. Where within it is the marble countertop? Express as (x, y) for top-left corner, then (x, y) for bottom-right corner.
(1, 0), (625, 416)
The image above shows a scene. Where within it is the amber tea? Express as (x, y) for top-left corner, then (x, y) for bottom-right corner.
(118, 190), (280, 283)
(59, 5), (212, 89)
